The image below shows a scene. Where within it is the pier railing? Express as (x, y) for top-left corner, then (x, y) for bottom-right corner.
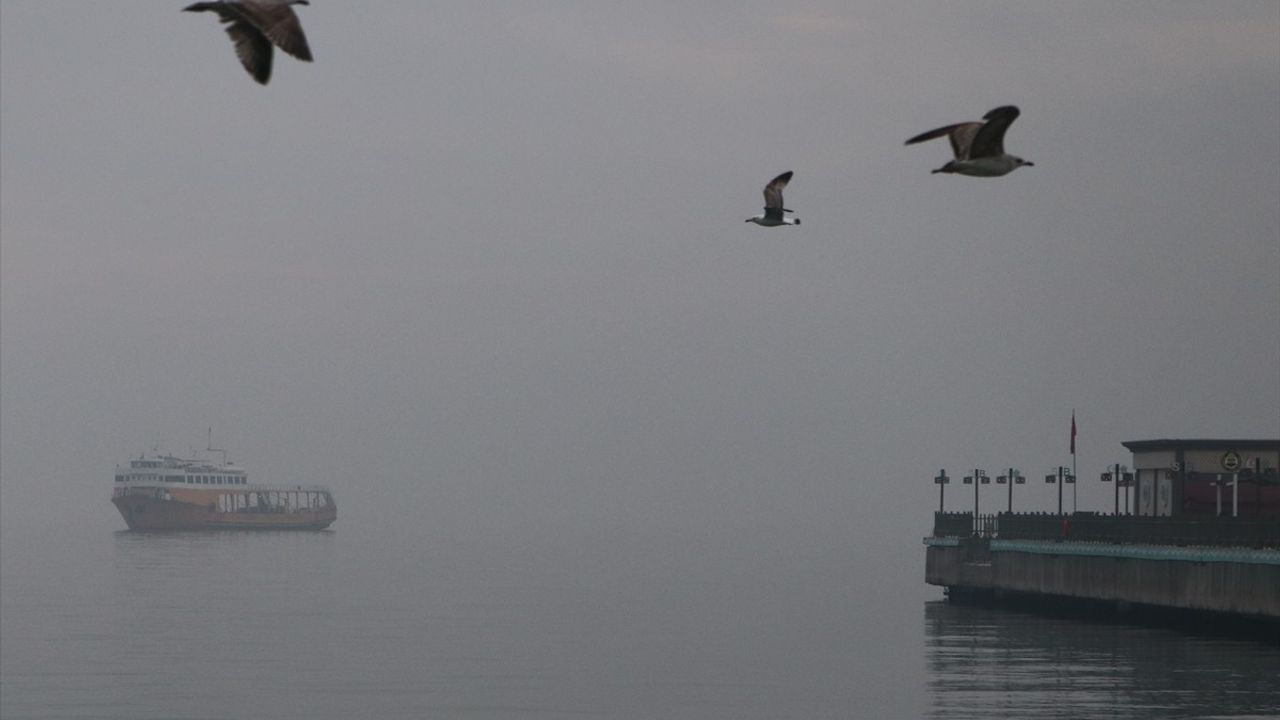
(932, 512), (974, 538)
(932, 511), (1280, 548)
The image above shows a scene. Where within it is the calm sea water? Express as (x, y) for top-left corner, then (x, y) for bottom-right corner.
(2, 511), (1277, 719)
(925, 602), (1280, 720)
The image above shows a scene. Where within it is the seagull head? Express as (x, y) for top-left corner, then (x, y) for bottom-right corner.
(1012, 156), (1034, 168)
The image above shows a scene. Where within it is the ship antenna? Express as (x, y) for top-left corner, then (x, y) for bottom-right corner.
(207, 427), (228, 465)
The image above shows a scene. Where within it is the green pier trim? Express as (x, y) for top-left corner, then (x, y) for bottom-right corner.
(922, 536), (1280, 564)
(989, 539), (1280, 565)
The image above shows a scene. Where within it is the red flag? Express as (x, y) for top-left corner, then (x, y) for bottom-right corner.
(1070, 412), (1077, 455)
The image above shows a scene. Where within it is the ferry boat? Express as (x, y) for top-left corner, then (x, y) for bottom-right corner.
(110, 448), (336, 531)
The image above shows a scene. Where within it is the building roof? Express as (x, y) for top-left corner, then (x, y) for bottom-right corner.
(1122, 439), (1280, 453)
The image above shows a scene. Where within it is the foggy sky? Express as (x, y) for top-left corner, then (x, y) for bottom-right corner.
(2, 2), (1278, 550)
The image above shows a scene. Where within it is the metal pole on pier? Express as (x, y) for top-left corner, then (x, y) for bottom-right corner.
(1044, 466), (1074, 515)
(972, 469), (979, 533)
(935, 469), (950, 514)
(1057, 467), (1064, 515)
(1070, 412), (1078, 513)
(963, 469), (987, 535)
(996, 468), (1022, 513)
(1113, 463), (1120, 515)
(1099, 464), (1127, 515)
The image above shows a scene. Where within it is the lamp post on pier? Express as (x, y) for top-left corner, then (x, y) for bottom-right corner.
(996, 469), (1024, 512)
(963, 469), (989, 535)
(1100, 464), (1132, 515)
(934, 469), (950, 514)
(1044, 466), (1075, 515)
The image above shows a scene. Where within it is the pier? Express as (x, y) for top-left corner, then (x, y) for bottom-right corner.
(925, 514), (1280, 619)
(925, 438), (1280, 625)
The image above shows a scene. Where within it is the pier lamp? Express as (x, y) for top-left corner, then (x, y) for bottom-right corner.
(995, 469), (1024, 513)
(1100, 464), (1133, 515)
(1044, 467), (1075, 515)
(963, 469), (989, 535)
(934, 469), (950, 514)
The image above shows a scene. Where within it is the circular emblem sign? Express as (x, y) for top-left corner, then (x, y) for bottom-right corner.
(1221, 451), (1242, 472)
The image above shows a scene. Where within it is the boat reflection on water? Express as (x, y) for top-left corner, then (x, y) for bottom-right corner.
(924, 600), (1280, 720)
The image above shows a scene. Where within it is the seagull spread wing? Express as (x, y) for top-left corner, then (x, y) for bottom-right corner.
(905, 122), (983, 160)
(969, 106), (1020, 159)
(763, 171), (793, 210)
(241, 2), (313, 62)
(225, 20), (273, 84)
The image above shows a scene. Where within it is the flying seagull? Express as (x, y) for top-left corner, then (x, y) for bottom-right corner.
(745, 171), (800, 227)
(184, 0), (313, 85)
(905, 106), (1033, 177)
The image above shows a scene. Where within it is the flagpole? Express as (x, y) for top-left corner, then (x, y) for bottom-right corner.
(1071, 411), (1078, 513)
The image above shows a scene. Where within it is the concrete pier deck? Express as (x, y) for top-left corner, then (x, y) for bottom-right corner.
(925, 535), (1280, 620)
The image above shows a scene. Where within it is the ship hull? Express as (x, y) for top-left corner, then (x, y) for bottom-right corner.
(112, 494), (336, 531)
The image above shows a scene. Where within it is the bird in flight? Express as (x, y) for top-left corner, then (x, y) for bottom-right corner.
(184, 0), (313, 85)
(745, 171), (800, 227)
(905, 106), (1033, 177)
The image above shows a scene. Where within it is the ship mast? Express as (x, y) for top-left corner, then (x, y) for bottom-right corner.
(207, 427), (228, 466)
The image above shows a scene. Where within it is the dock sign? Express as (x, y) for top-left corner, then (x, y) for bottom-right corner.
(1221, 451), (1242, 472)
